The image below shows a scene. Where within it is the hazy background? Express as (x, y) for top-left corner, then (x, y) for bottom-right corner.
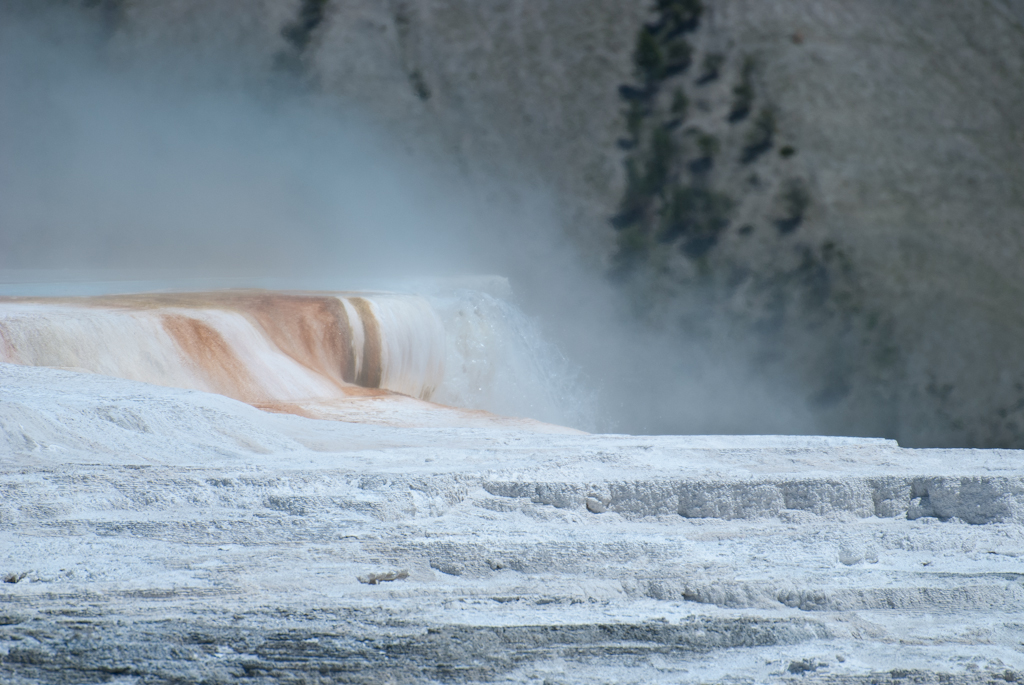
(2, 0), (1023, 445)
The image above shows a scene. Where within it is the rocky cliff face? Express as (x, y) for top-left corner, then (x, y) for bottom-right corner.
(591, 0), (1024, 446)
(18, 0), (1024, 446)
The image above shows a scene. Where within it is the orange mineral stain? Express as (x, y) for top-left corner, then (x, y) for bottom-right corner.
(161, 313), (260, 403)
(0, 289), (582, 433)
(0, 289), (442, 404)
(349, 296), (383, 389)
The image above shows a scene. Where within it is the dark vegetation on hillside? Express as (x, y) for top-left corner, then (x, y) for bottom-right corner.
(608, 2), (1024, 447)
(275, 0), (329, 73)
(612, 0), (752, 267)
(608, 0), (905, 437)
(611, 0), (823, 269)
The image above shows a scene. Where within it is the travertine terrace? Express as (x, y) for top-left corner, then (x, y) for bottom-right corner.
(1, 292), (1022, 683)
(0, 291), (447, 406)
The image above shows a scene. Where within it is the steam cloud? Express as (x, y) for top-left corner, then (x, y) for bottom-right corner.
(0, 2), (820, 436)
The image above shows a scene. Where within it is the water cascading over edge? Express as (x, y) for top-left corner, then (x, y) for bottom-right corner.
(0, 290), (446, 405)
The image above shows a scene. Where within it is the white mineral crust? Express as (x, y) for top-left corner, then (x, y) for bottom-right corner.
(1, 362), (1023, 683)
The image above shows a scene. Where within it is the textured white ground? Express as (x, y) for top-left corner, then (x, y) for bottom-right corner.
(2, 362), (1023, 683)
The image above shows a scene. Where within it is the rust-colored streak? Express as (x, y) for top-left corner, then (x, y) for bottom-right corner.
(249, 401), (320, 419)
(334, 298), (357, 383)
(162, 314), (258, 403)
(349, 297), (382, 389)
(2, 289), (379, 392)
(49, 290), (358, 390)
(240, 294), (356, 387)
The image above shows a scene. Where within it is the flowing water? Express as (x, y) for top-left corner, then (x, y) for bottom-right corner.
(0, 281), (594, 430)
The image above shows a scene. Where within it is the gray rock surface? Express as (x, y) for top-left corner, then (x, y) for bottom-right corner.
(3, 364), (1023, 682)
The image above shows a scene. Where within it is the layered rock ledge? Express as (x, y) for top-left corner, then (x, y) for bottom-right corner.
(2, 364), (1023, 683)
